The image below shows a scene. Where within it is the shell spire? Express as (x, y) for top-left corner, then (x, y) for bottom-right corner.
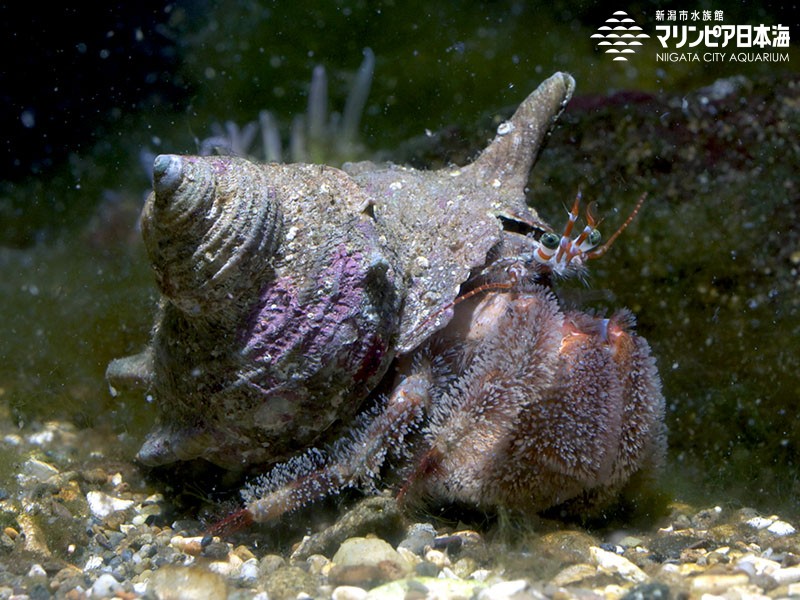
(141, 155), (283, 317)
(465, 71), (575, 196)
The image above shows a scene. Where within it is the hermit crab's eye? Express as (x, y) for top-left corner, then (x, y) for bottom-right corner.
(588, 229), (601, 246)
(540, 232), (560, 250)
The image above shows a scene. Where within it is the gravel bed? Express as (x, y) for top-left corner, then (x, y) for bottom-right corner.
(1, 419), (799, 600)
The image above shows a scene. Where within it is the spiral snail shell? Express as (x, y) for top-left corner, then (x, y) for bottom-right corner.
(107, 72), (577, 470)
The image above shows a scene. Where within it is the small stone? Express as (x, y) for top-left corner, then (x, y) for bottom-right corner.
(0, 532), (13, 552)
(453, 556), (479, 579)
(590, 546), (648, 583)
(306, 553), (331, 576)
(86, 490), (134, 519)
(745, 516), (774, 530)
(477, 579), (528, 600)
(692, 506), (723, 528)
(439, 566), (460, 580)
(366, 576), (483, 600)
(258, 554), (286, 577)
(331, 537), (411, 581)
(616, 536), (644, 548)
(264, 565), (319, 600)
(233, 544), (256, 562)
(767, 520), (795, 536)
(81, 467), (109, 484)
(415, 560), (440, 578)
(423, 548), (450, 569)
(536, 530), (598, 564)
(150, 565), (228, 599)
(208, 552), (243, 577)
(332, 585), (369, 600)
(89, 573), (122, 598)
(84, 554), (104, 571)
(770, 565), (800, 586)
(239, 558), (259, 584)
(170, 535), (205, 556)
(202, 541), (231, 560)
(27, 563), (47, 578)
(620, 582), (670, 600)
(20, 458), (60, 484)
(396, 546), (422, 570)
(398, 522), (437, 555)
(736, 554), (780, 577)
(16, 513), (51, 557)
(689, 572), (750, 595)
(550, 563), (598, 587)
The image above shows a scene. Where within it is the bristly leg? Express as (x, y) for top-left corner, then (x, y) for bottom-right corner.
(398, 286), (565, 507)
(213, 372), (430, 529)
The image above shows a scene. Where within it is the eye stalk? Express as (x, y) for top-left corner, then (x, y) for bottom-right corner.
(532, 190), (647, 275)
(533, 231), (561, 264)
(577, 227), (602, 253)
(541, 232), (560, 250)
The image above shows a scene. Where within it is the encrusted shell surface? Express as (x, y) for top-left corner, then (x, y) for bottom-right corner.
(107, 72), (576, 470)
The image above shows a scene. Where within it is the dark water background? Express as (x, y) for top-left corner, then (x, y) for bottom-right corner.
(1, 1), (798, 518)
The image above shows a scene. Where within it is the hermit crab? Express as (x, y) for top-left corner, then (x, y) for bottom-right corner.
(107, 72), (666, 525)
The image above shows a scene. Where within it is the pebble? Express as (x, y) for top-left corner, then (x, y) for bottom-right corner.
(3, 417), (800, 600)
(19, 458), (60, 484)
(397, 522), (436, 555)
(86, 490), (135, 519)
(689, 572), (750, 595)
(477, 579), (530, 599)
(332, 585), (369, 600)
(550, 563), (599, 587)
(170, 534), (205, 555)
(89, 572), (122, 597)
(769, 565), (800, 586)
(590, 546), (649, 583)
(365, 576), (483, 600)
(149, 565), (228, 600)
(27, 564), (46, 578)
(239, 558), (259, 584)
(330, 536), (411, 585)
(423, 547), (450, 569)
(767, 520), (796, 536)
(208, 552), (243, 577)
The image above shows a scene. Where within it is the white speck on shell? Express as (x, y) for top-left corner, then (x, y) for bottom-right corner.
(497, 121), (515, 135)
